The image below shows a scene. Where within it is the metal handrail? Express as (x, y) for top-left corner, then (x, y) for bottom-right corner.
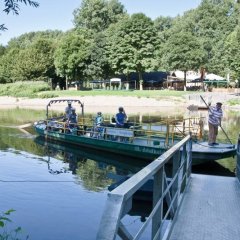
(97, 135), (192, 240)
(237, 134), (240, 182)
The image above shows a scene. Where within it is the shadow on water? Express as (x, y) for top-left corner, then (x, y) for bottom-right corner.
(192, 160), (236, 177)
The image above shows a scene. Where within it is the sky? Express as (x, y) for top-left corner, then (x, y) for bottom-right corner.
(0, 0), (202, 46)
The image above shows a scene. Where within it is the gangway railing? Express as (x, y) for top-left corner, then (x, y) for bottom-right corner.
(236, 134), (240, 182)
(97, 135), (192, 240)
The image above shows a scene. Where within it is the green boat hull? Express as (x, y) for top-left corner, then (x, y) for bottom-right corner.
(34, 127), (166, 161)
(34, 126), (237, 164)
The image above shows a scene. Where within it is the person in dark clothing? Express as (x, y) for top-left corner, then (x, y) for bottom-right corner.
(115, 107), (127, 128)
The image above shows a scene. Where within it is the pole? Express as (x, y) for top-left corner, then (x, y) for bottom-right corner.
(200, 95), (233, 144)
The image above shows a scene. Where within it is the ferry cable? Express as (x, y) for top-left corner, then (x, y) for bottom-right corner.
(0, 180), (75, 182)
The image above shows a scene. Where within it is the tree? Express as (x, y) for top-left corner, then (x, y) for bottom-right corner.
(161, 31), (206, 89)
(54, 30), (93, 89)
(7, 30), (63, 49)
(0, 45), (5, 55)
(85, 32), (113, 80)
(183, 0), (237, 72)
(154, 16), (174, 33)
(0, 31), (62, 82)
(0, 48), (20, 83)
(12, 38), (56, 81)
(73, 0), (126, 32)
(224, 27), (240, 80)
(1, 0), (39, 31)
(106, 13), (159, 88)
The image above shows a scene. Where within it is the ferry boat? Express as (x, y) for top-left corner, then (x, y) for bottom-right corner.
(33, 99), (237, 165)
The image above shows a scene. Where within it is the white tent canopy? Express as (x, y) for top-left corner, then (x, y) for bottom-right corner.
(205, 73), (225, 81)
(110, 78), (121, 82)
(172, 70), (200, 81)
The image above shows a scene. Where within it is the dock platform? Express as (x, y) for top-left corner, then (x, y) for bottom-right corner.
(169, 174), (240, 240)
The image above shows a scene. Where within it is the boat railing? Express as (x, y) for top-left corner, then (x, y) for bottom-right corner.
(171, 117), (206, 141)
(237, 134), (240, 182)
(97, 135), (192, 240)
(44, 118), (194, 148)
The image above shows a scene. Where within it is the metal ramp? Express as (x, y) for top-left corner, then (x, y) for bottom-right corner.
(169, 174), (240, 240)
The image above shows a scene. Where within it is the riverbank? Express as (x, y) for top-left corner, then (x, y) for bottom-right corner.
(0, 92), (239, 114)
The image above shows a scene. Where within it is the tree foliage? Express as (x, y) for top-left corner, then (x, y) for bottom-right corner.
(85, 32), (112, 80)
(54, 30), (93, 83)
(224, 26), (240, 79)
(0, 31), (59, 83)
(106, 13), (159, 84)
(73, 0), (126, 32)
(1, 0), (240, 87)
(1, 0), (39, 31)
(161, 31), (206, 86)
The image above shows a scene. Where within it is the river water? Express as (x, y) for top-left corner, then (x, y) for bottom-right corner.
(0, 108), (239, 239)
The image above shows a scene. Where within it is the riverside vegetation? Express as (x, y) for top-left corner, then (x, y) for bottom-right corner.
(0, 82), (240, 107)
(0, 0), (240, 90)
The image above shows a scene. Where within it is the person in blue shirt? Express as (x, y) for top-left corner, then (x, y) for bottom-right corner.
(116, 107), (127, 128)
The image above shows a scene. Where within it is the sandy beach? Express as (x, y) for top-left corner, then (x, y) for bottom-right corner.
(0, 92), (239, 114)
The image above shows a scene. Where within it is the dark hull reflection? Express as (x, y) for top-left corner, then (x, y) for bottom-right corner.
(34, 136), (147, 174)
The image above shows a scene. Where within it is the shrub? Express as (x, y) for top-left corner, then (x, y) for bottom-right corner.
(0, 82), (51, 98)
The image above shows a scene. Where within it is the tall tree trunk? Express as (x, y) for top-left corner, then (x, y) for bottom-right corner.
(138, 71), (143, 90)
(200, 67), (205, 91)
(65, 76), (68, 90)
(184, 70), (187, 91)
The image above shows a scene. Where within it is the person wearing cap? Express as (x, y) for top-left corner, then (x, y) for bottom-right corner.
(116, 107), (127, 128)
(95, 112), (104, 127)
(65, 101), (73, 119)
(208, 102), (223, 146)
(92, 112), (104, 138)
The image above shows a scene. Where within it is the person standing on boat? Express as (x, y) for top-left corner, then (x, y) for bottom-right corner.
(68, 108), (78, 128)
(116, 107), (127, 128)
(208, 102), (223, 146)
(65, 101), (73, 119)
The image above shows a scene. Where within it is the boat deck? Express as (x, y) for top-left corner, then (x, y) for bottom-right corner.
(169, 174), (240, 240)
(192, 141), (235, 153)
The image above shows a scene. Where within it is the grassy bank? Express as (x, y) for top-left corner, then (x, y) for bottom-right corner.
(0, 82), (192, 99)
(0, 81), (55, 98)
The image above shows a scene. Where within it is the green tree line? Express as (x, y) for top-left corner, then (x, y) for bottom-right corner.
(0, 0), (240, 89)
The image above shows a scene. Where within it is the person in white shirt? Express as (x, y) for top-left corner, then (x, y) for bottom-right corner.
(208, 102), (223, 146)
(65, 101), (73, 119)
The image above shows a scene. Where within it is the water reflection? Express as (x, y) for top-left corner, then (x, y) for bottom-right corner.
(0, 107), (239, 239)
(34, 137), (147, 190)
